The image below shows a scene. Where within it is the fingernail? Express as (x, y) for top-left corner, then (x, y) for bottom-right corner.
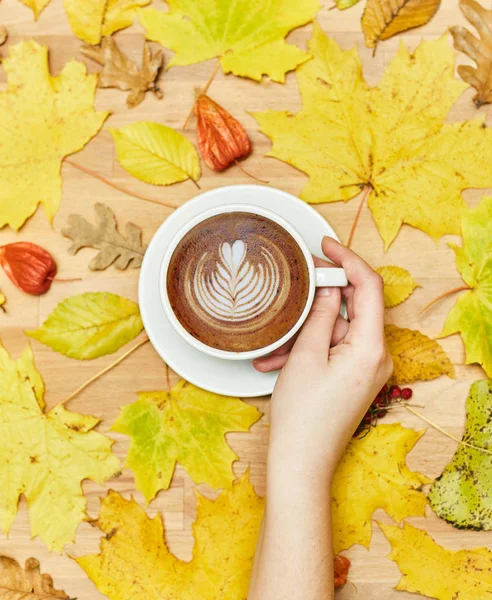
(322, 235), (339, 243)
(317, 287), (333, 297)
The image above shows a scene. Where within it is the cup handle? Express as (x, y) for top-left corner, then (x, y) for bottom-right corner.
(315, 267), (348, 287)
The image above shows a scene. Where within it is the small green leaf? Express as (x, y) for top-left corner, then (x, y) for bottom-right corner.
(428, 379), (492, 530)
(110, 121), (201, 186)
(27, 292), (143, 359)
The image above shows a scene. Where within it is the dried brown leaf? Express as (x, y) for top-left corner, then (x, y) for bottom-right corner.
(451, 0), (492, 107)
(0, 556), (71, 599)
(362, 0), (441, 51)
(62, 203), (147, 270)
(81, 37), (163, 108)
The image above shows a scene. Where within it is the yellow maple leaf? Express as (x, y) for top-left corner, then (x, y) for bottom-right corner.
(254, 26), (492, 249)
(110, 122), (201, 186)
(0, 41), (108, 231)
(63, 0), (150, 45)
(386, 324), (455, 384)
(332, 423), (430, 553)
(0, 343), (120, 551)
(112, 380), (262, 503)
(77, 473), (264, 600)
(380, 522), (492, 599)
(139, 0), (321, 82)
(376, 266), (419, 308)
(440, 196), (492, 377)
(362, 0), (441, 51)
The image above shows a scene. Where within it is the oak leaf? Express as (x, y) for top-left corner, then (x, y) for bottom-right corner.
(440, 198), (492, 378)
(254, 27), (492, 249)
(0, 556), (70, 599)
(81, 37), (163, 108)
(451, 0), (492, 108)
(0, 344), (120, 551)
(429, 379), (492, 530)
(386, 324), (455, 384)
(376, 266), (419, 308)
(27, 292), (143, 360)
(0, 40), (107, 231)
(362, 0), (441, 51)
(112, 380), (262, 503)
(63, 0), (150, 45)
(62, 203), (147, 271)
(380, 522), (492, 598)
(111, 121), (201, 186)
(77, 474), (264, 600)
(139, 0), (320, 82)
(332, 423), (430, 553)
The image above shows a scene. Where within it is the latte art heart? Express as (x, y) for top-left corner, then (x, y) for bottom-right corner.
(192, 240), (279, 322)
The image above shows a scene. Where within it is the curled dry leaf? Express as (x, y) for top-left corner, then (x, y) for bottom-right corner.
(82, 37), (163, 108)
(362, 0), (441, 51)
(451, 0), (492, 108)
(0, 555), (71, 599)
(63, 203), (147, 271)
(0, 242), (56, 295)
(385, 324), (455, 385)
(195, 93), (251, 171)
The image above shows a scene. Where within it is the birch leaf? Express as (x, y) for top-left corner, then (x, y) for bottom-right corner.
(111, 122), (201, 186)
(254, 27), (492, 249)
(334, 0), (361, 8)
(386, 324), (455, 385)
(362, 0), (442, 51)
(77, 475), (264, 600)
(380, 522), (492, 599)
(428, 379), (492, 530)
(0, 556), (69, 599)
(0, 344), (120, 551)
(332, 423), (430, 553)
(0, 40), (107, 231)
(376, 266), (419, 308)
(112, 380), (262, 503)
(139, 0), (320, 82)
(27, 292), (143, 360)
(62, 203), (147, 271)
(440, 196), (492, 377)
(18, 0), (51, 19)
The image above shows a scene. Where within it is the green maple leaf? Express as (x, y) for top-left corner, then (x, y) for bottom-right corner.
(112, 380), (262, 502)
(429, 379), (492, 529)
(440, 195), (492, 377)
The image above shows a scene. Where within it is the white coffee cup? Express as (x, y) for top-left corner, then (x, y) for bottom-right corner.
(160, 204), (348, 361)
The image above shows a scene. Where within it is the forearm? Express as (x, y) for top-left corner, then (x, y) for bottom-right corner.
(248, 456), (334, 600)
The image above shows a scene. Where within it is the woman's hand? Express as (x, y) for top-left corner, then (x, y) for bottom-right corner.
(254, 236), (393, 479)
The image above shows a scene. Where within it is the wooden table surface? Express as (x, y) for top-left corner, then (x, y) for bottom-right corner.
(0, 1), (489, 598)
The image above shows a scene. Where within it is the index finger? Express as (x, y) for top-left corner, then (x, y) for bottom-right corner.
(321, 236), (385, 341)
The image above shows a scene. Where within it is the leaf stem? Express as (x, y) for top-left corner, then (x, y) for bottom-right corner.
(183, 59), (220, 130)
(64, 159), (179, 209)
(54, 337), (150, 409)
(49, 277), (82, 283)
(346, 185), (371, 249)
(403, 403), (492, 457)
(234, 160), (270, 184)
(165, 363), (171, 391)
(420, 285), (470, 313)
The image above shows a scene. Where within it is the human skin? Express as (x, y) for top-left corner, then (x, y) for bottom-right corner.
(248, 237), (393, 600)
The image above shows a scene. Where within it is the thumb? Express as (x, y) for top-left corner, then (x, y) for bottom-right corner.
(290, 287), (341, 361)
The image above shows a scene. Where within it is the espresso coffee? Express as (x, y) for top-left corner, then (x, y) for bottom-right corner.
(166, 212), (310, 352)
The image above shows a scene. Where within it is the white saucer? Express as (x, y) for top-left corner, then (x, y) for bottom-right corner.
(139, 185), (342, 398)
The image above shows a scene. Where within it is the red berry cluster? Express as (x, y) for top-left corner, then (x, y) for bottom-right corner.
(354, 384), (413, 438)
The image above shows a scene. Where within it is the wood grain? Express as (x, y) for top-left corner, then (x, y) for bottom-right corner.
(0, 0), (490, 598)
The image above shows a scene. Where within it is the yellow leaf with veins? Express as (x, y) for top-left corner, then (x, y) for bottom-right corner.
(112, 380), (262, 503)
(380, 522), (492, 598)
(0, 40), (107, 231)
(332, 423), (430, 553)
(0, 556), (69, 599)
(0, 343), (120, 551)
(139, 0), (321, 82)
(440, 196), (492, 377)
(77, 474), (264, 600)
(376, 266), (419, 308)
(254, 26), (492, 249)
